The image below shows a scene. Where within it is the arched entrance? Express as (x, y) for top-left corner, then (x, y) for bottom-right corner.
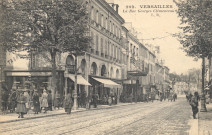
(66, 55), (75, 66)
(91, 62), (97, 75)
(101, 65), (107, 77)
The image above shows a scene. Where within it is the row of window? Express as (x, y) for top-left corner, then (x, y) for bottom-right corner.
(91, 32), (127, 63)
(130, 44), (139, 57)
(90, 7), (121, 39)
(90, 64), (120, 78)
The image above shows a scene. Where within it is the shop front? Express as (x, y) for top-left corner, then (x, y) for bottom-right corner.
(123, 70), (148, 103)
(64, 74), (91, 108)
(6, 71), (53, 93)
(89, 76), (121, 105)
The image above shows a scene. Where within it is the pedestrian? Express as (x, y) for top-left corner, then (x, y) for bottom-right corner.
(16, 90), (27, 118)
(47, 90), (53, 111)
(1, 89), (9, 113)
(40, 89), (48, 113)
(86, 95), (91, 109)
(1, 83), (9, 113)
(63, 93), (73, 114)
(189, 92), (199, 119)
(103, 95), (107, 105)
(54, 93), (60, 110)
(8, 89), (17, 113)
(173, 93), (177, 102)
(33, 90), (40, 114)
(24, 90), (30, 112)
(92, 93), (98, 108)
(77, 93), (81, 108)
(108, 96), (112, 106)
(160, 93), (164, 102)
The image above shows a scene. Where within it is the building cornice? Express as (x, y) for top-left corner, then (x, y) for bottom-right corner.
(96, 0), (125, 24)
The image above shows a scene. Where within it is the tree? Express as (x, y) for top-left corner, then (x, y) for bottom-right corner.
(1, 0), (91, 100)
(174, 0), (212, 112)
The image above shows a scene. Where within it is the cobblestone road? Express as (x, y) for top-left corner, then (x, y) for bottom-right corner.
(0, 97), (192, 135)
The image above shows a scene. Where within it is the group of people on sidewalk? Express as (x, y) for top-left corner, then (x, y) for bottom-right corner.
(1, 87), (75, 118)
(14, 89), (55, 118)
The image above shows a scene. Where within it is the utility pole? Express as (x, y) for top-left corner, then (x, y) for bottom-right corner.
(200, 57), (207, 112)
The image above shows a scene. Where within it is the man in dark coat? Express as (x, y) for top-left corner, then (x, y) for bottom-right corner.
(33, 90), (40, 114)
(92, 93), (98, 108)
(63, 93), (73, 114)
(189, 92), (199, 119)
(47, 90), (53, 111)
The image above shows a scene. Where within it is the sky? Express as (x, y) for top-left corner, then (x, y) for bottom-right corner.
(112, 0), (201, 74)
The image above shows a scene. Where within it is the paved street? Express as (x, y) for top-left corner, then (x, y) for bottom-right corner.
(0, 97), (193, 135)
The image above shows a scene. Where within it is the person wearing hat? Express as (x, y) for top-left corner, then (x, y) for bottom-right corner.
(33, 89), (40, 114)
(40, 89), (48, 113)
(16, 90), (27, 118)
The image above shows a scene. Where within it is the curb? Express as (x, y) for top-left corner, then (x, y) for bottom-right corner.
(0, 103), (136, 124)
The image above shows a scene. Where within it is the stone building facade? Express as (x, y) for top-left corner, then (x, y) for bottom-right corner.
(1, 0), (171, 109)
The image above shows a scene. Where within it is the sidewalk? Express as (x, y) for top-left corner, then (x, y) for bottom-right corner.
(0, 102), (135, 123)
(198, 103), (212, 135)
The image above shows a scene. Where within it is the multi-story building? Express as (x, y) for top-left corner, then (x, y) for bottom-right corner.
(4, 0), (127, 106)
(121, 24), (149, 102)
(1, 0), (171, 109)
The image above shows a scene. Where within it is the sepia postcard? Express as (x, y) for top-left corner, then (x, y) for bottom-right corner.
(0, 0), (211, 134)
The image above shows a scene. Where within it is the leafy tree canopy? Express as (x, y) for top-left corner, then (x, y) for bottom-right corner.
(174, 0), (212, 58)
(1, 0), (91, 57)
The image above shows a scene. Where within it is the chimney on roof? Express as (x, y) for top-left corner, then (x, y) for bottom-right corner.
(115, 4), (119, 13)
(109, 3), (119, 13)
(106, 0), (119, 14)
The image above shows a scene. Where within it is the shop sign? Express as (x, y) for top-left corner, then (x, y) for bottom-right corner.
(66, 65), (75, 74)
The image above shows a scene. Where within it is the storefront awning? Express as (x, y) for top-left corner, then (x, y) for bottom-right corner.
(68, 74), (91, 86)
(92, 77), (121, 88)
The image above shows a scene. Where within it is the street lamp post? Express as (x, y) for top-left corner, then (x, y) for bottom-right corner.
(73, 55), (78, 110)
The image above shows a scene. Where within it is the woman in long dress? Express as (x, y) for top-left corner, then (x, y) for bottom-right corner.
(40, 89), (48, 113)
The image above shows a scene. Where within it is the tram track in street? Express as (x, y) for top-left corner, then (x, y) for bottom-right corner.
(56, 102), (176, 135)
(105, 99), (189, 135)
(38, 102), (163, 135)
(0, 100), (178, 135)
(0, 102), (154, 134)
(0, 103), (137, 133)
